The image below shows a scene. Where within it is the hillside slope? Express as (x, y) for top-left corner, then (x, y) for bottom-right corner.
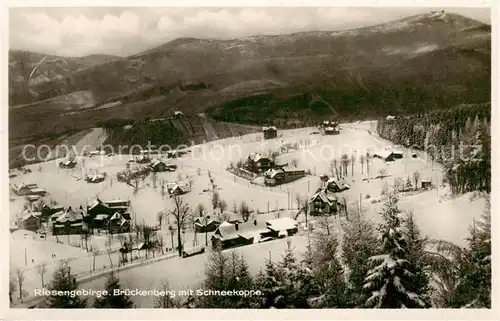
(8, 11), (490, 142)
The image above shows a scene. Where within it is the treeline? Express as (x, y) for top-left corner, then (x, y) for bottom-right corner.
(103, 120), (187, 154)
(21, 192), (490, 308)
(377, 103), (491, 194)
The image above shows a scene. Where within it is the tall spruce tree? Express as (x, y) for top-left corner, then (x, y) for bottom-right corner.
(362, 193), (427, 308)
(41, 261), (87, 308)
(199, 245), (254, 308)
(308, 232), (350, 308)
(401, 211), (432, 307)
(93, 272), (134, 308)
(341, 204), (379, 306)
(257, 240), (316, 308)
(448, 196), (491, 308)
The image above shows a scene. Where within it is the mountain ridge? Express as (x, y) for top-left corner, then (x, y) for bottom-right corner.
(8, 11), (490, 144)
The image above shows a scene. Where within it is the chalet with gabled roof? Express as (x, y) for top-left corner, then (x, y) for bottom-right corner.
(263, 126), (278, 139)
(246, 153), (274, 173)
(308, 189), (340, 216)
(264, 165), (305, 186)
(150, 159), (168, 172)
(211, 220), (272, 250)
(194, 215), (220, 233)
(326, 177), (350, 193)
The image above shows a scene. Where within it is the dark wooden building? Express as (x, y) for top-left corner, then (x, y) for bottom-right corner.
(263, 126), (278, 139)
(264, 166), (305, 186)
(150, 159), (168, 172)
(246, 153), (275, 173)
(194, 216), (220, 233)
(308, 189), (340, 216)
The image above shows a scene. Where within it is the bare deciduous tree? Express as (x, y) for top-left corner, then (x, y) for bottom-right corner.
(341, 154), (350, 177)
(157, 212), (164, 230)
(360, 155), (365, 175)
(351, 154), (356, 176)
(157, 233), (165, 255)
(239, 201), (253, 222)
(211, 191), (220, 214)
(35, 263), (47, 288)
(195, 204), (206, 218)
(89, 244), (99, 271)
(413, 171), (421, 190)
(15, 268), (25, 301)
(105, 235), (114, 268)
(366, 152), (371, 178)
(218, 199), (228, 215)
(9, 275), (16, 303)
(168, 196), (192, 257)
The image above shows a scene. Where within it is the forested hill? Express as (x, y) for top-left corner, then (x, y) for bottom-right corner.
(376, 103), (491, 194)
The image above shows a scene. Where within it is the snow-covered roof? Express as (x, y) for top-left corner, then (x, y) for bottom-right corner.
(386, 115), (396, 120)
(262, 126), (277, 131)
(109, 212), (123, 221)
(106, 199), (129, 205)
(265, 168), (283, 179)
(248, 153), (265, 162)
(309, 189), (338, 206)
(219, 221), (233, 227)
(94, 214), (109, 220)
(150, 159), (165, 167)
(374, 149), (394, 159)
(265, 217), (298, 231)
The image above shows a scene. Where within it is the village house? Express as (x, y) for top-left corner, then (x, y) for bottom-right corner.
(324, 126), (340, 135)
(26, 195), (40, 202)
(11, 183), (38, 196)
(166, 150), (179, 158)
(87, 199), (112, 217)
(135, 155), (151, 164)
(85, 173), (105, 183)
(194, 215), (220, 233)
(421, 179), (432, 190)
(108, 213), (131, 234)
(373, 149), (395, 162)
(168, 184), (191, 196)
(27, 187), (47, 196)
(149, 159), (168, 172)
(52, 207), (85, 235)
(265, 217), (299, 237)
(386, 115), (396, 121)
(264, 166), (306, 186)
(90, 214), (109, 230)
(391, 149), (404, 159)
(41, 204), (64, 221)
(308, 189), (341, 216)
(325, 177), (350, 193)
(174, 111), (184, 118)
(263, 126), (278, 139)
(18, 209), (42, 232)
(59, 159), (77, 169)
(104, 199), (131, 220)
(211, 220), (273, 250)
(246, 153), (275, 173)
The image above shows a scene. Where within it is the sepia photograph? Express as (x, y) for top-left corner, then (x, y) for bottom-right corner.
(4, 3), (494, 316)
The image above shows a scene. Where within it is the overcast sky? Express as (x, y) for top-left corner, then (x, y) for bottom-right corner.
(9, 7), (490, 57)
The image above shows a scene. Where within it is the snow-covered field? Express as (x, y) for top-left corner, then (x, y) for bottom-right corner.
(9, 121), (487, 306)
